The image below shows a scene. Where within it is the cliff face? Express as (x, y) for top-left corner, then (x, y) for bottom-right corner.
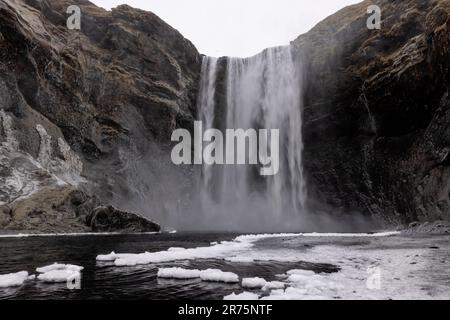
(295, 0), (450, 225)
(0, 0), (201, 231)
(1, 0), (449, 233)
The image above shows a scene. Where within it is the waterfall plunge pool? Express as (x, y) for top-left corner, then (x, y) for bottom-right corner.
(0, 232), (449, 300)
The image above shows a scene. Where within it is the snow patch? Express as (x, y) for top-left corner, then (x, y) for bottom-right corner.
(56, 137), (84, 185)
(0, 109), (19, 150)
(35, 125), (84, 186)
(36, 124), (53, 171)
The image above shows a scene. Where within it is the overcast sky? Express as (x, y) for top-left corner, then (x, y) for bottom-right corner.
(91, 0), (361, 57)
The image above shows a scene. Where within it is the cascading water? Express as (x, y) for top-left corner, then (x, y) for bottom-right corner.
(198, 57), (219, 201)
(196, 46), (306, 232)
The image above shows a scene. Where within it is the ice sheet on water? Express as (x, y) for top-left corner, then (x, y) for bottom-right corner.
(297, 232), (400, 238)
(0, 271), (29, 288)
(157, 267), (239, 283)
(262, 281), (286, 291)
(96, 238), (254, 266)
(157, 267), (201, 279)
(37, 270), (80, 283)
(95, 231), (429, 300)
(261, 287), (327, 300)
(36, 263), (83, 283)
(256, 239), (441, 300)
(199, 269), (239, 283)
(223, 292), (260, 300)
(36, 263), (84, 273)
(167, 247), (186, 252)
(96, 232), (400, 267)
(242, 277), (267, 289)
(286, 269), (316, 276)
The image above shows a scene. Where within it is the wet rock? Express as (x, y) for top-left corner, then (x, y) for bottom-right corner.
(87, 205), (161, 233)
(402, 220), (450, 235)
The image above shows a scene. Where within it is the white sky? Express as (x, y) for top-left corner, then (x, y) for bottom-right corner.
(91, 0), (361, 57)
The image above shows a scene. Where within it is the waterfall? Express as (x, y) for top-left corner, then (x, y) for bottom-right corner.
(197, 57), (219, 199)
(196, 46), (306, 232)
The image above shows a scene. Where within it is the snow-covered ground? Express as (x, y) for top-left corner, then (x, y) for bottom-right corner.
(237, 234), (450, 300)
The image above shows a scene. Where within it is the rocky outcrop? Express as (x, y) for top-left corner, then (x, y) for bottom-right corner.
(6, 186), (92, 233)
(1, 106), (159, 232)
(0, 0), (201, 232)
(402, 221), (450, 235)
(294, 0), (450, 225)
(87, 205), (160, 233)
(3, 184), (160, 233)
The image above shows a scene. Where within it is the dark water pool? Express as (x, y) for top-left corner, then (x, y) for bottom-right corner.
(0, 233), (335, 300)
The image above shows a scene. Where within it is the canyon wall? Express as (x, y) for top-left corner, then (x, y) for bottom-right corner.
(295, 0), (450, 225)
(0, 0), (449, 232)
(0, 0), (201, 231)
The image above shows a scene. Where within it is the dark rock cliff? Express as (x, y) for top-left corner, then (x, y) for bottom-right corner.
(294, 0), (450, 225)
(0, 0), (201, 232)
(1, 0), (448, 233)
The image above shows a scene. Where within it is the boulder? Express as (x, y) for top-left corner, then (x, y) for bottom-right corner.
(87, 205), (161, 233)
